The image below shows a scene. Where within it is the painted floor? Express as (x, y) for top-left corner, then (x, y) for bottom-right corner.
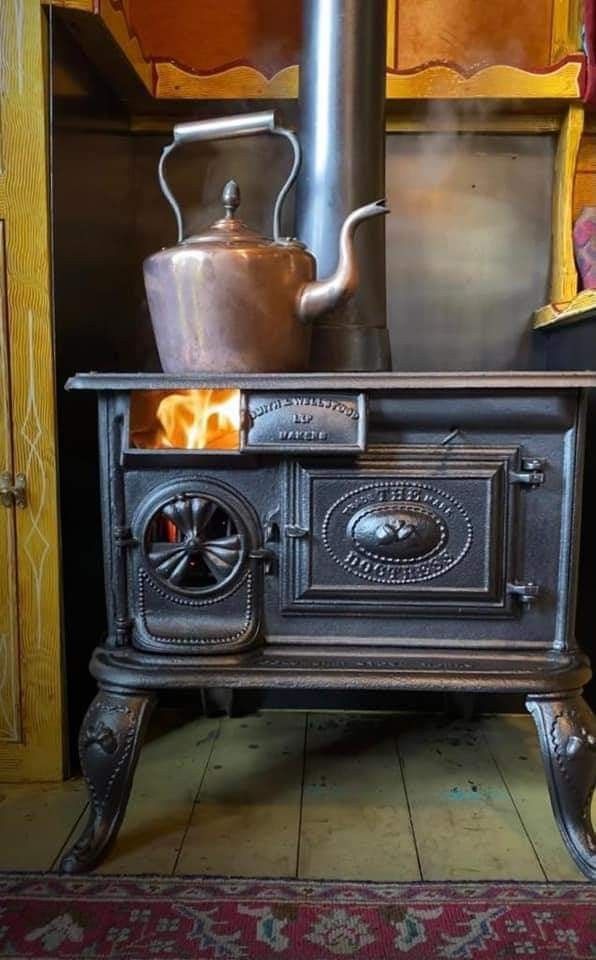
(0, 712), (588, 881)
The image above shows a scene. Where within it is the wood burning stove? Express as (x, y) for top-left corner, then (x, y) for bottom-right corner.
(60, 371), (596, 878)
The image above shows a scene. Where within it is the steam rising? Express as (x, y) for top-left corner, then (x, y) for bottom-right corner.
(386, 101), (554, 370)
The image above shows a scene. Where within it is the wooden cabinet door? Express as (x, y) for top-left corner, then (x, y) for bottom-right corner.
(0, 2), (65, 780)
(0, 224), (20, 752)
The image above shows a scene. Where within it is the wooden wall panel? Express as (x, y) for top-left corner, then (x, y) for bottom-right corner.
(48, 0), (584, 100)
(121, 0), (302, 78)
(396, 0), (555, 73)
(113, 0), (567, 78)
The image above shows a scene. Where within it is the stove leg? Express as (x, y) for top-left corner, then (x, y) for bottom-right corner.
(59, 687), (157, 874)
(527, 692), (596, 879)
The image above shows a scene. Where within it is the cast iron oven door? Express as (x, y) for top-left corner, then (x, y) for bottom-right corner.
(283, 444), (533, 617)
(128, 476), (262, 654)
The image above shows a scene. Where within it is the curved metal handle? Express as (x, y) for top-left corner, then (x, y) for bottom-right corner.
(158, 110), (301, 243)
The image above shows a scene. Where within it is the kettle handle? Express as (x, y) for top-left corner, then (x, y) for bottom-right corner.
(158, 110), (301, 243)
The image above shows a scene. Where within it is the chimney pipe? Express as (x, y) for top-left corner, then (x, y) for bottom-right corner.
(296, 0), (391, 372)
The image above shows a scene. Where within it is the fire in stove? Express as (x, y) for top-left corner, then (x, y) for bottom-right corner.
(131, 388), (240, 450)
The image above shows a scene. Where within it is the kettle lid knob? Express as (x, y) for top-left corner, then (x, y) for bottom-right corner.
(222, 179), (240, 219)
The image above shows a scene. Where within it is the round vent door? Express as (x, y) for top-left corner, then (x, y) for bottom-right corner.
(141, 488), (248, 597)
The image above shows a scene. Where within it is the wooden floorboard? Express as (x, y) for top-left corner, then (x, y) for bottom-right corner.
(0, 779), (86, 871)
(176, 712), (306, 877)
(299, 714), (420, 881)
(398, 715), (545, 881)
(0, 711), (586, 882)
(481, 714), (587, 882)
(97, 716), (220, 875)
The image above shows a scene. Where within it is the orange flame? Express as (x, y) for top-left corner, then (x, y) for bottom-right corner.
(132, 389), (240, 450)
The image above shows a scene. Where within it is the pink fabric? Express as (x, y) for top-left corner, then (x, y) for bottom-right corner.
(573, 207), (596, 289)
(0, 873), (594, 959)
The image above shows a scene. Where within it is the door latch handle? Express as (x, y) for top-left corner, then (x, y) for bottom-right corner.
(507, 581), (540, 608)
(248, 546), (275, 575)
(249, 547), (274, 561)
(263, 508), (280, 544)
(0, 471), (26, 509)
(510, 457), (545, 486)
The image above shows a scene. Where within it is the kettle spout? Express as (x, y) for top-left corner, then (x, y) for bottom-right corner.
(296, 199), (389, 323)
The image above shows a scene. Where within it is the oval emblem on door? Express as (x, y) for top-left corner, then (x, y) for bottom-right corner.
(322, 481), (473, 585)
(348, 503), (447, 563)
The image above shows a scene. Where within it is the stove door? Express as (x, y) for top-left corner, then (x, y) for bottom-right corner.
(128, 477), (262, 654)
(283, 445), (525, 617)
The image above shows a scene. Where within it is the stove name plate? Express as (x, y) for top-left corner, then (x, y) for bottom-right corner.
(241, 391), (366, 452)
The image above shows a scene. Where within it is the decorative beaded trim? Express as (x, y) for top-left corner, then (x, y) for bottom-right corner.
(136, 569), (254, 646)
(138, 567), (247, 608)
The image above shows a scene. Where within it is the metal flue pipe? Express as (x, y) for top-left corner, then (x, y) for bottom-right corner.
(296, 0), (391, 371)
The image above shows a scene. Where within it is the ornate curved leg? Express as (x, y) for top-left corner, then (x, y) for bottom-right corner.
(527, 692), (596, 879)
(59, 687), (157, 874)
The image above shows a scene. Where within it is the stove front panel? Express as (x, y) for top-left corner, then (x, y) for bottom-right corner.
(105, 388), (581, 655)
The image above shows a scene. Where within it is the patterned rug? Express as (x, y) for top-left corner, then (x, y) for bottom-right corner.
(0, 873), (594, 959)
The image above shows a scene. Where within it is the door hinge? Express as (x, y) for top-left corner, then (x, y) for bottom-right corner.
(510, 457), (545, 486)
(507, 581), (540, 608)
(0, 471), (26, 509)
(113, 525), (138, 548)
(285, 524), (309, 539)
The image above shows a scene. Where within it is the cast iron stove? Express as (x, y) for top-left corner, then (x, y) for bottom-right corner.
(61, 371), (596, 878)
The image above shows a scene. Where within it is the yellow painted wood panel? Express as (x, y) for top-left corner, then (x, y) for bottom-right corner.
(533, 103), (585, 328)
(0, 1), (64, 780)
(0, 779), (86, 870)
(482, 715), (587, 881)
(551, 0), (582, 61)
(386, 0), (397, 71)
(0, 222), (20, 745)
(299, 714), (420, 881)
(98, 717), (220, 875)
(385, 60), (582, 101)
(177, 712), (306, 877)
(44, 0), (95, 9)
(550, 104), (584, 305)
(399, 717), (544, 880)
(156, 58), (584, 101)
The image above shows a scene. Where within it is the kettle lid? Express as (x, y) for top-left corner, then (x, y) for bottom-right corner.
(184, 179), (270, 246)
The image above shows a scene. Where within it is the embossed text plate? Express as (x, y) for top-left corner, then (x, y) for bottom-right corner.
(241, 392), (367, 452)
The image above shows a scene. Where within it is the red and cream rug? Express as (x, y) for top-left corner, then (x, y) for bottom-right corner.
(0, 873), (594, 959)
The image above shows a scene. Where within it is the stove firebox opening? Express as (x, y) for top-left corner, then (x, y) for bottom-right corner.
(130, 388), (241, 450)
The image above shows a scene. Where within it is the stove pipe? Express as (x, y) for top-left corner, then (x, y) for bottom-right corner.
(296, 0), (391, 372)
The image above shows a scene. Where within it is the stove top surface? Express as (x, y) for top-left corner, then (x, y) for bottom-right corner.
(67, 370), (596, 391)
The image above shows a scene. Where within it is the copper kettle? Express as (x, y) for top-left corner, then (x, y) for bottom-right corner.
(144, 111), (388, 373)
